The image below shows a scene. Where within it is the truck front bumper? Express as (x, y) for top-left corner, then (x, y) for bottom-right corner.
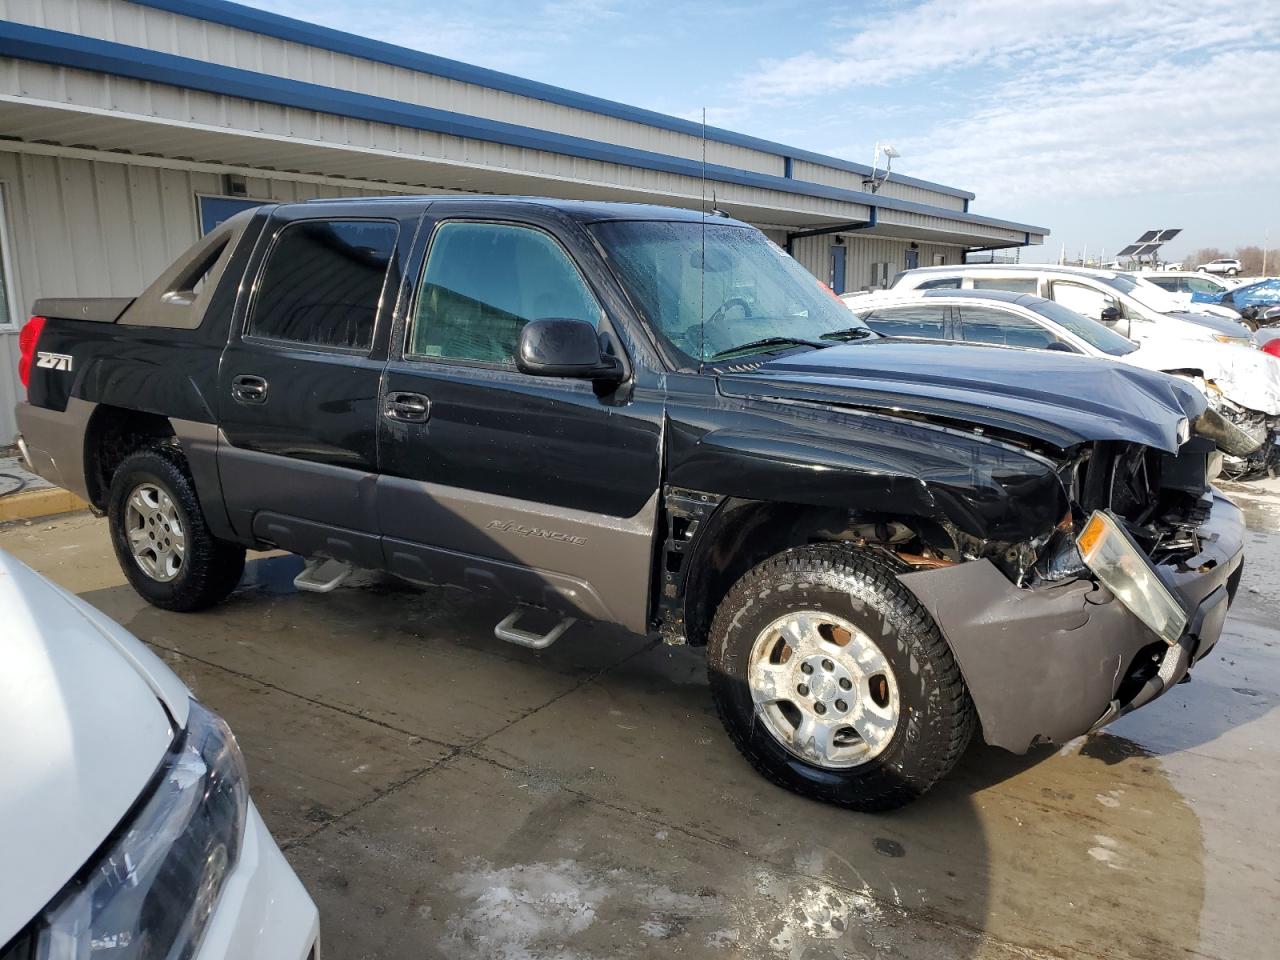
(899, 491), (1244, 753)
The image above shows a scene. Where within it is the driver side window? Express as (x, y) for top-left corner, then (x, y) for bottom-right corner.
(408, 221), (601, 365)
(1049, 281), (1116, 321)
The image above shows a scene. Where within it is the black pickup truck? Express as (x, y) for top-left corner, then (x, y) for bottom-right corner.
(14, 198), (1245, 810)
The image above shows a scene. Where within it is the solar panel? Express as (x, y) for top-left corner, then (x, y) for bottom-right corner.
(1117, 244), (1141, 257)
(1136, 230), (1159, 242)
(1155, 228), (1182, 242)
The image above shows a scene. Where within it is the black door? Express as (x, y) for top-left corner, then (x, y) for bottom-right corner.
(376, 209), (663, 632)
(216, 207), (416, 564)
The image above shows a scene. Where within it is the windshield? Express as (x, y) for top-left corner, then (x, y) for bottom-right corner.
(1026, 298), (1138, 356)
(591, 220), (868, 362)
(1101, 274), (1184, 313)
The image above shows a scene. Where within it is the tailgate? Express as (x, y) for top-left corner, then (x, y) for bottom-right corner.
(33, 297), (134, 323)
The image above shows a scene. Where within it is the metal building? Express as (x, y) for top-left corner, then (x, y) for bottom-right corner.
(0, 0), (1048, 443)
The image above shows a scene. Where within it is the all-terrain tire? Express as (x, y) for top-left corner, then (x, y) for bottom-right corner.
(707, 543), (975, 811)
(107, 447), (245, 611)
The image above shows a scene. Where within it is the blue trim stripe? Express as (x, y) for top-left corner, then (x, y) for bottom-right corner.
(0, 22), (1046, 235)
(130, 0), (977, 201)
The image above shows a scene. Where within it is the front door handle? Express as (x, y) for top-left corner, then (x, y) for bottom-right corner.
(384, 391), (430, 423)
(231, 374), (268, 404)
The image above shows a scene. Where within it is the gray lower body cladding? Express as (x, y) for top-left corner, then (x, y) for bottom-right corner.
(15, 398), (95, 502)
(900, 492), (1245, 753)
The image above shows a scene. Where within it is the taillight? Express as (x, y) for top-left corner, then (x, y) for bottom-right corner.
(17, 315), (47, 389)
(1262, 339), (1280, 360)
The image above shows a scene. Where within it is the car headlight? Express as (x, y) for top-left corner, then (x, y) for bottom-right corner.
(34, 699), (248, 960)
(1076, 511), (1188, 645)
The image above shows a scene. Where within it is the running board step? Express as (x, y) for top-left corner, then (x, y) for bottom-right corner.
(494, 608), (576, 649)
(293, 558), (352, 594)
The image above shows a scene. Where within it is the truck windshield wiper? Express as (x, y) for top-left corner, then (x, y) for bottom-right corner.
(818, 327), (875, 342)
(709, 336), (828, 360)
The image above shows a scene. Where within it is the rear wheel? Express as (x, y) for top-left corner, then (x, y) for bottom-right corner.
(108, 448), (245, 611)
(707, 543), (975, 811)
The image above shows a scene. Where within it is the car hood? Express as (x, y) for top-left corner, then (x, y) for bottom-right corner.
(0, 552), (190, 945)
(718, 340), (1205, 453)
(1127, 338), (1280, 415)
(1167, 310), (1250, 336)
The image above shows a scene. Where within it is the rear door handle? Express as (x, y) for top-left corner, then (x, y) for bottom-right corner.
(231, 374), (268, 404)
(384, 391), (430, 423)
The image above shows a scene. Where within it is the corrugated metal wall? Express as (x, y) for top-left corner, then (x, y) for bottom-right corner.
(790, 234), (960, 292)
(0, 149), (394, 444)
(0, 0), (975, 210)
(790, 160), (967, 212)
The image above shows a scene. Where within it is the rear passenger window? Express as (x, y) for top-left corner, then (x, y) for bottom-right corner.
(408, 221), (601, 365)
(960, 306), (1059, 349)
(916, 277), (961, 290)
(249, 219), (399, 351)
(863, 304), (950, 339)
(973, 277), (1038, 294)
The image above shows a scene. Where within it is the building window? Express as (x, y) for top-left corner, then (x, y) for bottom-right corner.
(0, 185), (18, 331)
(869, 262), (894, 289)
(932, 253), (946, 266)
(197, 195), (267, 236)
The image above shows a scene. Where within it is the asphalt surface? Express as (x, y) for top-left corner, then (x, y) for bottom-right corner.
(3, 482), (1279, 960)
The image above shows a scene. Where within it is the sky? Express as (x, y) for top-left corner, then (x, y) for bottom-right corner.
(246, 0), (1280, 262)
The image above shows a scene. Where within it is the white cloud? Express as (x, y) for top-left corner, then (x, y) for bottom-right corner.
(726, 0), (1280, 209)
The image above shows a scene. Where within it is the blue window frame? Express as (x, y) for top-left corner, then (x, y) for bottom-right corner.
(198, 195), (265, 236)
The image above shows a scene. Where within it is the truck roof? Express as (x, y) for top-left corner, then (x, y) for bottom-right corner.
(299, 195), (746, 226)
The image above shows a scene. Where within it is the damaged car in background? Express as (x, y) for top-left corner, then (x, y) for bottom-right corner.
(857, 280), (1280, 480)
(13, 198), (1245, 810)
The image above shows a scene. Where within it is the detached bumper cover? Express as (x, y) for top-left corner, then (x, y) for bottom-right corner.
(196, 802), (319, 960)
(900, 491), (1244, 753)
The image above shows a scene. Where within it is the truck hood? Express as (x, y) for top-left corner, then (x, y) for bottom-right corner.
(719, 340), (1205, 453)
(1127, 338), (1280, 415)
(0, 552), (190, 945)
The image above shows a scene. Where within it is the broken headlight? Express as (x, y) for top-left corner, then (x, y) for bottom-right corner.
(34, 699), (248, 960)
(1077, 511), (1188, 645)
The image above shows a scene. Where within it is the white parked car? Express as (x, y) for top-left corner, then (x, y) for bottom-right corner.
(0, 550), (320, 960)
(1198, 258), (1243, 276)
(842, 289), (1280, 480)
(890, 263), (1253, 346)
(1125, 273), (1244, 322)
(1143, 270), (1235, 299)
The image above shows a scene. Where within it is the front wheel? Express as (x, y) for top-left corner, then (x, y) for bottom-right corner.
(707, 544), (975, 811)
(108, 448), (246, 611)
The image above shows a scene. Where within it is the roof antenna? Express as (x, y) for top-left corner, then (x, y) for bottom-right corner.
(700, 107), (707, 368)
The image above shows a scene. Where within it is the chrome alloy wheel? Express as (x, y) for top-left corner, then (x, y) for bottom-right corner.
(747, 610), (900, 768)
(124, 483), (186, 583)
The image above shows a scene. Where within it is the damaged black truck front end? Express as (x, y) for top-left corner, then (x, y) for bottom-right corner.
(667, 337), (1244, 805)
(901, 435), (1242, 752)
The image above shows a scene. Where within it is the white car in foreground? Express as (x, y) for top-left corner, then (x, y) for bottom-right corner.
(0, 551), (319, 959)
(842, 289), (1280, 479)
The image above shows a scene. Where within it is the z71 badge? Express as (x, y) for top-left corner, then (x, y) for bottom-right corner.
(36, 352), (73, 371)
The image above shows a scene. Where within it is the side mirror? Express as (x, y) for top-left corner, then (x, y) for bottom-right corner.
(516, 318), (623, 382)
(1045, 341), (1074, 352)
(1100, 305), (1121, 325)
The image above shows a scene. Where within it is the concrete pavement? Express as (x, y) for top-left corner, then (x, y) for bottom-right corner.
(3, 482), (1278, 960)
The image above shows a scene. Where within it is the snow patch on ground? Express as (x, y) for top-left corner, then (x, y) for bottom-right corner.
(441, 852), (902, 959)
